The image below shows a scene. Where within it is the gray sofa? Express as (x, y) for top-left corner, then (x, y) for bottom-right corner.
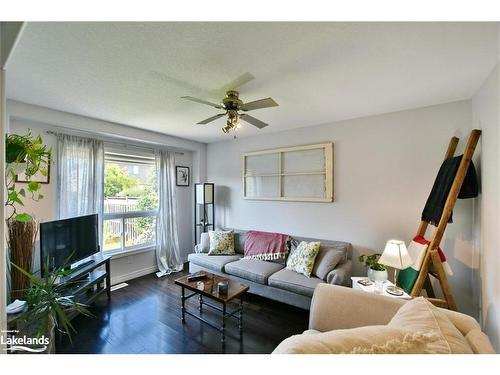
(188, 230), (353, 310)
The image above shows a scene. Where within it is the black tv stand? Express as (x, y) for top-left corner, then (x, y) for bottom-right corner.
(68, 259), (95, 274)
(7, 254), (112, 331)
(58, 253), (112, 319)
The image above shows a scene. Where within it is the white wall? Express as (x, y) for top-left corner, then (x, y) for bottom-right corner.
(7, 102), (205, 284)
(207, 100), (479, 316)
(472, 63), (500, 352)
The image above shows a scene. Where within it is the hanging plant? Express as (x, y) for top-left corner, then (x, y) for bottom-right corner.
(5, 130), (51, 222)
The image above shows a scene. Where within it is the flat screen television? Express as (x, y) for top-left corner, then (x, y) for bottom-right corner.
(40, 214), (99, 276)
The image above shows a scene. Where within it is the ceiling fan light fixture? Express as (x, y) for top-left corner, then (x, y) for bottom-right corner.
(181, 87), (278, 136)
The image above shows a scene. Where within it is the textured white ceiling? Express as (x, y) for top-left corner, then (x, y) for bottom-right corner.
(7, 22), (499, 143)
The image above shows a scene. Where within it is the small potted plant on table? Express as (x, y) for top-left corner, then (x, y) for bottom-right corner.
(358, 253), (388, 282)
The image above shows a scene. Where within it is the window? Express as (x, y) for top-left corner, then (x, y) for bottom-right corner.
(243, 142), (334, 202)
(102, 146), (158, 253)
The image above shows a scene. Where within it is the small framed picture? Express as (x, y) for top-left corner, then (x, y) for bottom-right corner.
(16, 159), (51, 184)
(176, 166), (190, 186)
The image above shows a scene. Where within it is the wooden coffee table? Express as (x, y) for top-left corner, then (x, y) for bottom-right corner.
(175, 271), (249, 344)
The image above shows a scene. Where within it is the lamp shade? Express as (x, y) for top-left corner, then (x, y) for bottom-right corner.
(195, 183), (214, 204)
(378, 240), (413, 270)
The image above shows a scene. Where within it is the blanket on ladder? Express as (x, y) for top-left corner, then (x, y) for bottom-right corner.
(398, 235), (453, 294)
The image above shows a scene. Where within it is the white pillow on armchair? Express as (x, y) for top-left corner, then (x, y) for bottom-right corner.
(195, 232), (210, 253)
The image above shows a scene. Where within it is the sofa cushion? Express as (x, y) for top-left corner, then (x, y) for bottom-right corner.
(187, 253), (242, 272)
(272, 325), (441, 354)
(195, 232), (210, 253)
(208, 230), (235, 255)
(268, 268), (324, 297)
(225, 259), (284, 285)
(388, 297), (473, 354)
(286, 241), (321, 277)
(312, 246), (347, 280)
(291, 236), (352, 260)
(233, 230), (246, 254)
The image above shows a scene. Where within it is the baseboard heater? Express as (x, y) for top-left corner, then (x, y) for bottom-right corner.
(110, 282), (128, 292)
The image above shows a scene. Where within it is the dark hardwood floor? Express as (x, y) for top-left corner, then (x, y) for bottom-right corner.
(57, 270), (309, 354)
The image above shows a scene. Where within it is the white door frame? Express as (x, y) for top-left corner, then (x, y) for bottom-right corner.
(0, 65), (6, 354)
(0, 21), (25, 354)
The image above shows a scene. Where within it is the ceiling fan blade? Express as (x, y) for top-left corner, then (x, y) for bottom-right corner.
(240, 114), (269, 129)
(240, 97), (279, 111)
(196, 113), (225, 125)
(221, 72), (255, 91)
(181, 96), (224, 109)
(150, 71), (212, 98)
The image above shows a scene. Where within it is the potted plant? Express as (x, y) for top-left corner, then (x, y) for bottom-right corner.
(358, 253), (388, 282)
(10, 260), (92, 353)
(5, 130), (51, 299)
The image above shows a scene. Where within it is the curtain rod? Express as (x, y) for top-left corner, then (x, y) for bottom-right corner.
(45, 130), (185, 155)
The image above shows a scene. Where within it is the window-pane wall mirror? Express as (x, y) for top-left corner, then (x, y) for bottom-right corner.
(242, 142), (333, 202)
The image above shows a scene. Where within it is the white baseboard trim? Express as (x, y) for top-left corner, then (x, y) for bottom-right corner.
(111, 265), (158, 286)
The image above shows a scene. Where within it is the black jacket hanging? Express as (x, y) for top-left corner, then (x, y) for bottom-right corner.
(421, 155), (478, 226)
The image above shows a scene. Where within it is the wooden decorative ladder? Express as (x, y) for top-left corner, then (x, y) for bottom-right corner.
(410, 129), (481, 310)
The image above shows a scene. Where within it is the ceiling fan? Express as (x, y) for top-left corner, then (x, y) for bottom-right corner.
(181, 90), (279, 135)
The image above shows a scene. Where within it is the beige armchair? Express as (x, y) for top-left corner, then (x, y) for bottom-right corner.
(277, 283), (495, 354)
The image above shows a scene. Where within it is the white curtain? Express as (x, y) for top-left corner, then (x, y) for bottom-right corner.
(57, 134), (104, 237)
(155, 150), (183, 276)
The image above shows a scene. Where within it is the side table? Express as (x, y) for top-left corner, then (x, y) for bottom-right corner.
(351, 276), (411, 299)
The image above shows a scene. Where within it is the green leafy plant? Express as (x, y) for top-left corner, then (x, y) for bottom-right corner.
(5, 130), (51, 222)
(11, 257), (92, 341)
(104, 163), (139, 197)
(358, 253), (386, 271)
(135, 184), (159, 243)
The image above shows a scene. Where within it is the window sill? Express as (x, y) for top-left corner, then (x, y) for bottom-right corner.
(103, 245), (156, 260)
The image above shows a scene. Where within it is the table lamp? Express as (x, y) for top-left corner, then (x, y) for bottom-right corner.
(378, 240), (413, 296)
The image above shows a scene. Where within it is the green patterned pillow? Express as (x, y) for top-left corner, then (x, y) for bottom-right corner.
(208, 230), (235, 255)
(286, 241), (321, 277)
